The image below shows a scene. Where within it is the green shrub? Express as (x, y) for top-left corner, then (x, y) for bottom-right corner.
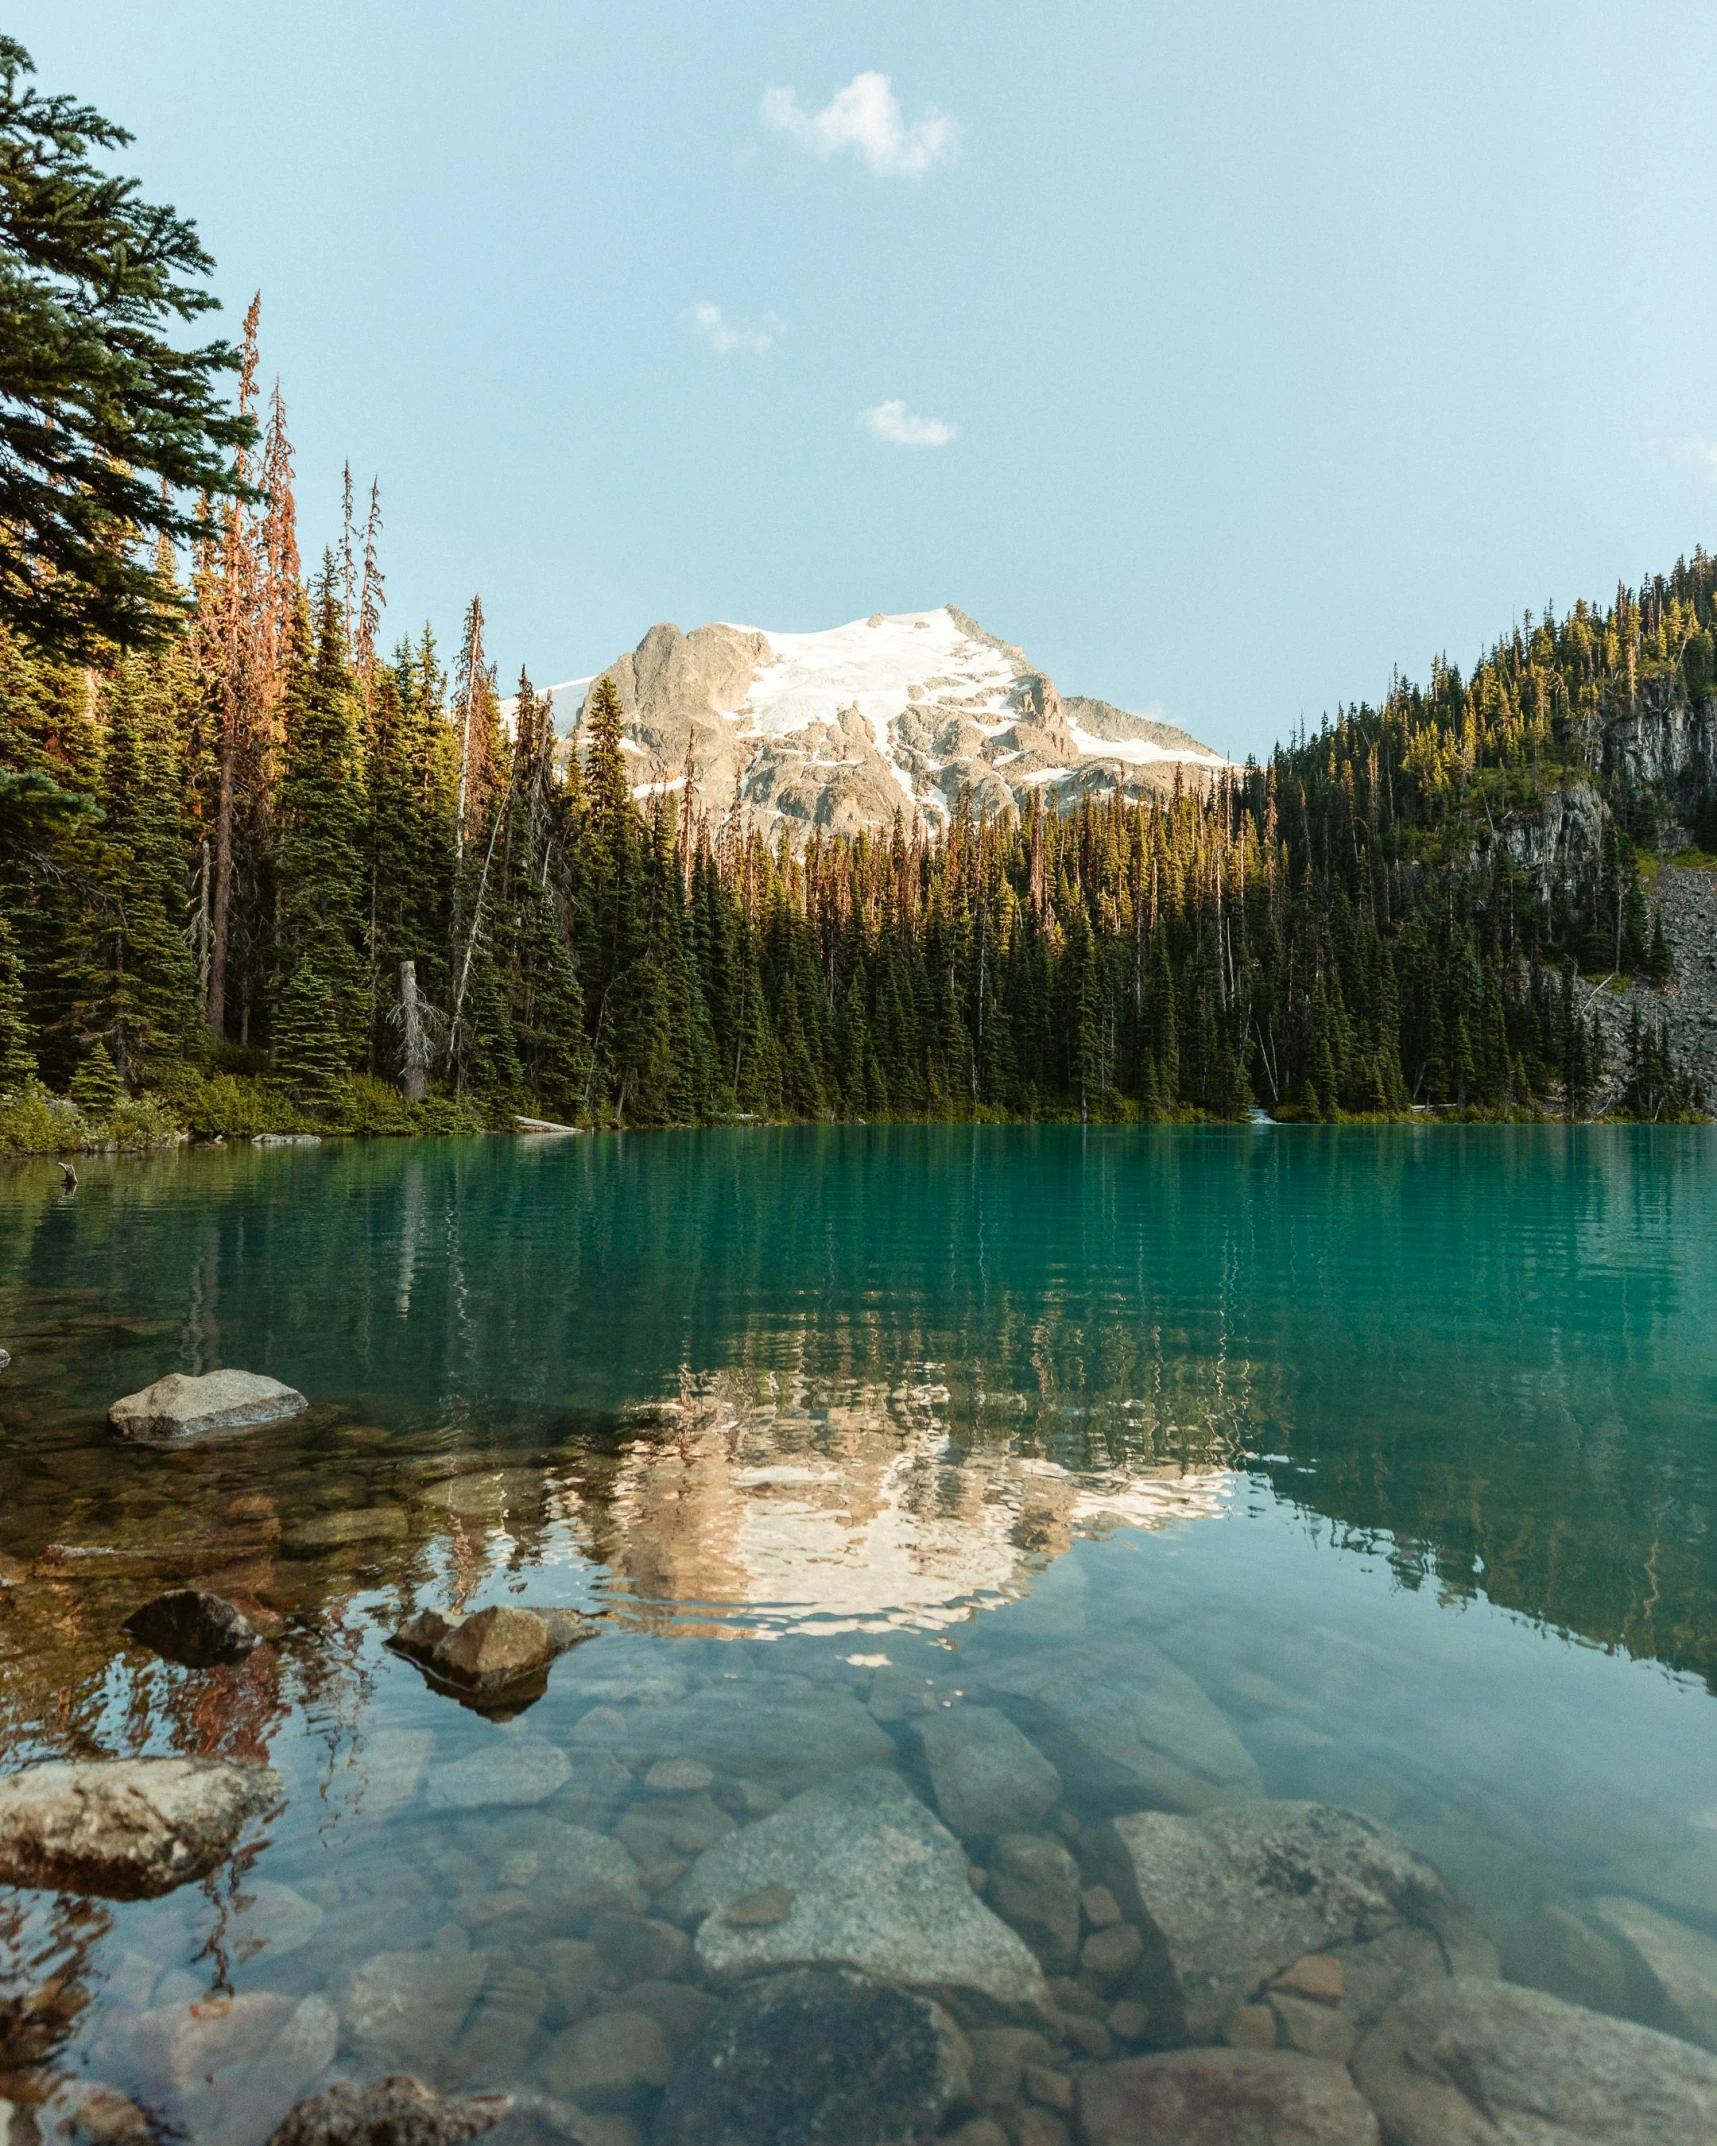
(173, 1073), (311, 1139)
(0, 1083), (85, 1153)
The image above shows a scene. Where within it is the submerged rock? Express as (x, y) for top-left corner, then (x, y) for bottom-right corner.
(973, 1636), (1263, 1814)
(424, 1739), (572, 1811)
(914, 1706), (1061, 1841)
(541, 2007), (670, 2110)
(985, 1832), (1083, 1972)
(282, 1507), (408, 1556)
(108, 1990), (338, 2146)
(1094, 1800), (1459, 2043)
(1079, 2047), (1379, 2146)
(0, 1755), (278, 1899)
(268, 2077), (509, 2146)
(343, 1945), (490, 2079)
(1587, 1894), (1717, 2053)
(654, 1967), (971, 2146)
(122, 1587), (261, 1667)
(108, 1368), (308, 1445)
(675, 1767), (1051, 2016)
(597, 1684), (894, 1792)
(1353, 1975), (1717, 2144)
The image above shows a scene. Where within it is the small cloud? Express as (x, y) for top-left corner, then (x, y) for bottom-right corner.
(762, 71), (960, 180)
(1675, 436), (1717, 482)
(689, 302), (783, 356)
(863, 398), (957, 448)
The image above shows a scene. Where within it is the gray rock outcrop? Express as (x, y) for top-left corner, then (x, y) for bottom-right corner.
(1352, 1975), (1717, 2144)
(0, 1755), (278, 1898)
(673, 1767), (1051, 2016)
(654, 1968), (972, 2146)
(108, 1369), (308, 1445)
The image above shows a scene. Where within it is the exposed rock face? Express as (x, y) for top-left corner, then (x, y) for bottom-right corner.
(654, 1968), (972, 2146)
(552, 607), (1227, 844)
(108, 1369), (308, 1445)
(972, 1635), (1264, 1813)
(1469, 779), (1610, 875)
(1094, 1801), (1462, 2043)
(674, 1767), (1051, 2016)
(0, 1756), (278, 1898)
(122, 1587), (261, 1667)
(1603, 678), (1717, 809)
(914, 1705), (1062, 1840)
(1352, 1975), (1717, 2144)
(1079, 2047), (1380, 2146)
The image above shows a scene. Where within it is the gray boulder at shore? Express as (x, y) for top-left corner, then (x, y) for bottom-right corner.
(654, 1967), (971, 2146)
(108, 1368), (308, 1445)
(1353, 1975), (1717, 2143)
(1094, 1800), (1460, 2042)
(673, 1767), (1051, 2017)
(0, 1755), (279, 1898)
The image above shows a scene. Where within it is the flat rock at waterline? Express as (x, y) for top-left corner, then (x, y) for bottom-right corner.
(123, 1587), (261, 1667)
(1353, 1975), (1717, 2144)
(654, 1967), (972, 2146)
(914, 1705), (1062, 1840)
(0, 1756), (279, 1898)
(108, 1368), (308, 1445)
(1095, 1799), (1457, 2042)
(972, 1634), (1263, 1813)
(673, 1767), (1051, 2016)
(1079, 2047), (1379, 2146)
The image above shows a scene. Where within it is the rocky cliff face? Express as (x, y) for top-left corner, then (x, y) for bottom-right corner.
(1470, 781), (1610, 875)
(549, 606), (1229, 839)
(1603, 679), (1717, 809)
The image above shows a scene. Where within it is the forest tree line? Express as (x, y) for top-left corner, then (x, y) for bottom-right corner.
(1, 312), (1712, 1141)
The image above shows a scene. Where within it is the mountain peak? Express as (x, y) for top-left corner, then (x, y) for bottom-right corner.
(562, 606), (1228, 837)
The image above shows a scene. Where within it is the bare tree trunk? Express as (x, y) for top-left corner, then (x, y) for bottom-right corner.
(207, 699), (236, 1040)
(399, 960), (429, 1101)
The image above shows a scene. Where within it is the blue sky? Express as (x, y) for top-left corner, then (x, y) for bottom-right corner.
(22, 2), (1717, 757)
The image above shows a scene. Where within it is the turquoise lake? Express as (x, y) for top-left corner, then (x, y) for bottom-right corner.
(1, 1124), (1715, 2139)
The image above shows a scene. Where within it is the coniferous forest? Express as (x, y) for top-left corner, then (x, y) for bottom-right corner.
(0, 36), (1708, 1147)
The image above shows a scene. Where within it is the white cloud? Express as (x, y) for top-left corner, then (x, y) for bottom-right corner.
(762, 71), (960, 180)
(690, 302), (781, 356)
(863, 398), (957, 448)
(1675, 436), (1717, 482)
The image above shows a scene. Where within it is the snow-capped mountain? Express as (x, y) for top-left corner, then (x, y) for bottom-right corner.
(543, 606), (1229, 838)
